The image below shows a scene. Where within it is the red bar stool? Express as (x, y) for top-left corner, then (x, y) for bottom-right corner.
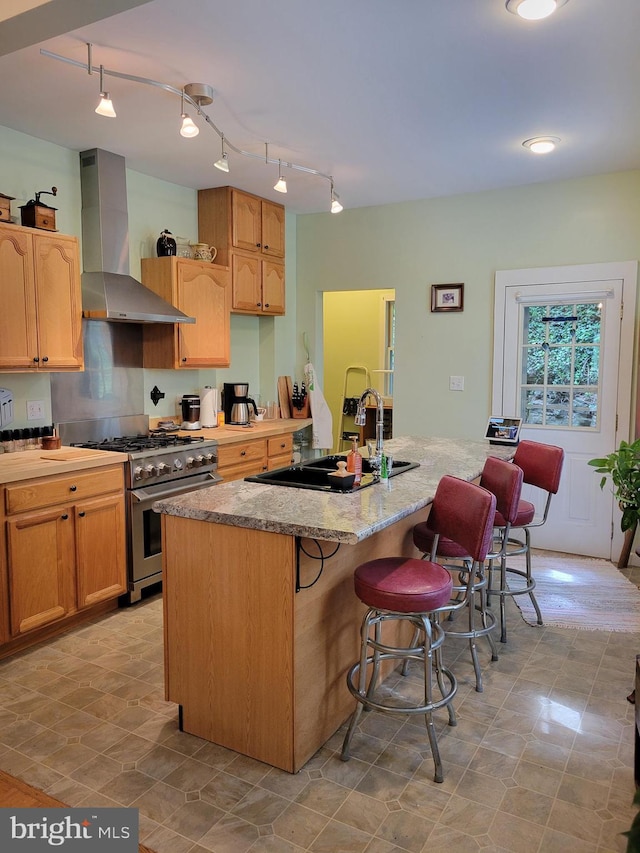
(488, 439), (564, 643)
(412, 456), (523, 692)
(341, 475), (496, 783)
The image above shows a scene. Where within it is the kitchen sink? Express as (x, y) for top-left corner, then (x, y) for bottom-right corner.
(245, 454), (419, 492)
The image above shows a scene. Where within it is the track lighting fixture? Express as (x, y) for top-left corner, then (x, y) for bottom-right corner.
(330, 182), (343, 214)
(214, 136), (230, 172)
(505, 0), (568, 20)
(273, 160), (287, 193)
(522, 136), (560, 153)
(45, 44), (343, 212)
(94, 64), (116, 118)
(179, 90), (199, 138)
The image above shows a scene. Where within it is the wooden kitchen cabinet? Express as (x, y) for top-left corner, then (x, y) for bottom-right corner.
(198, 186), (286, 315)
(232, 253), (285, 315)
(0, 222), (83, 372)
(141, 256), (231, 369)
(217, 433), (294, 482)
(2, 465), (126, 640)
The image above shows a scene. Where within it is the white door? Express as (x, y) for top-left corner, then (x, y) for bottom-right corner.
(493, 261), (637, 560)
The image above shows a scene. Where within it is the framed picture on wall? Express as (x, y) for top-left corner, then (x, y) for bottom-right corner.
(431, 283), (464, 313)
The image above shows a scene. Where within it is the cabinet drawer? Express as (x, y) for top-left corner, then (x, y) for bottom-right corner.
(267, 434), (293, 458)
(5, 466), (124, 515)
(267, 454), (293, 471)
(217, 440), (267, 468)
(218, 459), (267, 482)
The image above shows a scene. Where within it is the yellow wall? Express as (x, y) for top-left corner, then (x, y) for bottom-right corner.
(323, 289), (394, 449)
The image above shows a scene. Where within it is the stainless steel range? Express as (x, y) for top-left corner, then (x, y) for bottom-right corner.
(58, 415), (220, 603)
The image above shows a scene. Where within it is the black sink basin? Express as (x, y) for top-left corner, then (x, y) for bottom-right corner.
(244, 454), (419, 493)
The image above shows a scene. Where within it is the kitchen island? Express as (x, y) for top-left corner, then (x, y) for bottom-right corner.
(154, 436), (512, 772)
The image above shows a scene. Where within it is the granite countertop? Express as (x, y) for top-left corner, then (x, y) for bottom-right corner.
(148, 417), (312, 445)
(154, 436), (513, 544)
(0, 447), (128, 484)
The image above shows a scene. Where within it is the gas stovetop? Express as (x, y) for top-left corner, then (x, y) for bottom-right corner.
(71, 434), (219, 488)
(72, 434), (210, 454)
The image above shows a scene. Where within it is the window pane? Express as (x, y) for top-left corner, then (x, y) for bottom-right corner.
(575, 304), (601, 343)
(522, 389), (543, 424)
(574, 347), (599, 385)
(547, 348), (572, 384)
(524, 347), (545, 384)
(523, 306), (545, 344)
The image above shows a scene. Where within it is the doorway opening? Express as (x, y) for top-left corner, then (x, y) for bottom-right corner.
(322, 289), (395, 451)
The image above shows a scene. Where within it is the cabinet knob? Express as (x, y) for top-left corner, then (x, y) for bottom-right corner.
(61, 513), (69, 520)
(78, 511), (85, 517)
(256, 242), (261, 248)
(70, 485), (77, 492)
(42, 356), (49, 363)
(257, 302), (261, 307)
(240, 450), (246, 456)
(182, 357), (187, 362)
(33, 356), (39, 363)
(263, 244), (269, 250)
(264, 303), (270, 308)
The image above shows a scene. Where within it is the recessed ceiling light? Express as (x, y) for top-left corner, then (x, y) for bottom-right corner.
(506, 0), (569, 20)
(522, 136), (561, 154)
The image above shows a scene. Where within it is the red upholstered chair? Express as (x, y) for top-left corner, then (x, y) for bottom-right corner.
(412, 456), (523, 692)
(488, 439), (564, 643)
(341, 475), (496, 783)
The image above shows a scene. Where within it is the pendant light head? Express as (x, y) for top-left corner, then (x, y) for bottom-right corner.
(214, 136), (230, 172)
(95, 64), (116, 117)
(522, 135), (560, 154)
(506, 0), (568, 20)
(330, 182), (343, 214)
(179, 89), (199, 138)
(274, 160), (287, 193)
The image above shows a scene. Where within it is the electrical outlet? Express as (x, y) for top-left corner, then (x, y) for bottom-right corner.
(449, 376), (465, 392)
(26, 400), (45, 420)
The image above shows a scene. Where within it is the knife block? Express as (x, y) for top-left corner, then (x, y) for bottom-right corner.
(292, 398), (310, 419)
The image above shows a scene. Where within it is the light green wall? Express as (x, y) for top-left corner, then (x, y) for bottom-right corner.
(323, 289), (394, 449)
(297, 171), (640, 441)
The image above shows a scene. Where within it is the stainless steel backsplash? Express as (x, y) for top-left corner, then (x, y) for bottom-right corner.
(51, 320), (144, 423)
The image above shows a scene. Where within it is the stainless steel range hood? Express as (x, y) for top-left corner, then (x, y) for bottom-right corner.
(80, 148), (195, 324)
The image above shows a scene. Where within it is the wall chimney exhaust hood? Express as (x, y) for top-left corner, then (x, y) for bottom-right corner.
(80, 148), (195, 324)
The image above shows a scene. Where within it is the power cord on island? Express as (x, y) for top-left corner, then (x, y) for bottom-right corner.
(295, 537), (341, 591)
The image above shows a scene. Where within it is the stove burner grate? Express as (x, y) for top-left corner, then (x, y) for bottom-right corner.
(72, 434), (206, 453)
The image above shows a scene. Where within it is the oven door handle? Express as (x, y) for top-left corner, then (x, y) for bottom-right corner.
(131, 473), (222, 502)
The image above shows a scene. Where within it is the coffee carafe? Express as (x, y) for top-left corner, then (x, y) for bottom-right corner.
(223, 382), (258, 425)
(181, 395), (201, 430)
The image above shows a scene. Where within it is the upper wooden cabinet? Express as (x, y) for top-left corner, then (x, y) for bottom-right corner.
(198, 187), (286, 315)
(141, 257), (231, 369)
(0, 222), (84, 372)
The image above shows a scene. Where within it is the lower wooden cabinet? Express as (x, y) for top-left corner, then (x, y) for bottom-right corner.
(218, 433), (294, 482)
(2, 465), (126, 641)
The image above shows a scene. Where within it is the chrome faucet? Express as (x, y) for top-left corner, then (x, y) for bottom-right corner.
(355, 388), (385, 457)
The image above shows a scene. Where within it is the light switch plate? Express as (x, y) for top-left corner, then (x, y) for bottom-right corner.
(449, 376), (465, 391)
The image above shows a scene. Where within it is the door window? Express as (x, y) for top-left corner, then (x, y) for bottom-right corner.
(519, 301), (602, 429)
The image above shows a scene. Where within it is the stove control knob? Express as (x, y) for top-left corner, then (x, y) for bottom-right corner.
(133, 466), (144, 481)
(195, 455), (205, 467)
(157, 462), (171, 475)
(144, 464), (158, 478)
(186, 456), (196, 469)
(203, 453), (215, 464)
(174, 458), (183, 471)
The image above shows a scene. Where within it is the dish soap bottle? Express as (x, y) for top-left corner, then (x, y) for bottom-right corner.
(346, 437), (362, 485)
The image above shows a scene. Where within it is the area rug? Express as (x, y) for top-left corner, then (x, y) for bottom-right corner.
(505, 550), (640, 632)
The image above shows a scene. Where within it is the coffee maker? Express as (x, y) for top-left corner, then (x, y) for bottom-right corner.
(181, 395), (201, 430)
(223, 383), (258, 425)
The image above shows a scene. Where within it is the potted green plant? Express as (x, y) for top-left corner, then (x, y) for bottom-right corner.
(588, 438), (640, 532)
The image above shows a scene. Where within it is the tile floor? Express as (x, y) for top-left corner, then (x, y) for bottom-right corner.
(0, 557), (638, 853)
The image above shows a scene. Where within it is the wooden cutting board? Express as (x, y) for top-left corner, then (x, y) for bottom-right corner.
(277, 375), (290, 419)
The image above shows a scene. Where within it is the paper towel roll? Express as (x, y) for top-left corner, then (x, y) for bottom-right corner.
(200, 386), (219, 428)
